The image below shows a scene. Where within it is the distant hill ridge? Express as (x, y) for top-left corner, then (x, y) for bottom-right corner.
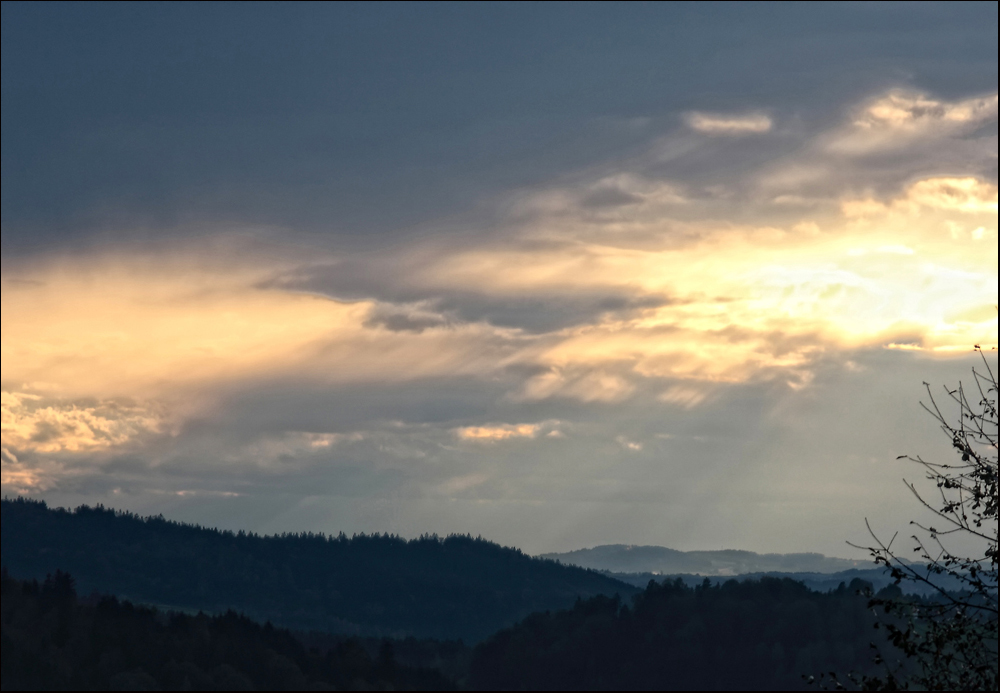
(540, 544), (863, 576)
(0, 498), (635, 642)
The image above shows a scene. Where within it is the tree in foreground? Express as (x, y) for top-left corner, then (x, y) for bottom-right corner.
(828, 347), (998, 691)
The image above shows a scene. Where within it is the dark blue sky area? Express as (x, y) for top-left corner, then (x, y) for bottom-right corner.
(3, 2), (996, 250)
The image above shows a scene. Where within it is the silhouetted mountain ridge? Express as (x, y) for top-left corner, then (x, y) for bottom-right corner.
(0, 498), (636, 642)
(540, 544), (863, 576)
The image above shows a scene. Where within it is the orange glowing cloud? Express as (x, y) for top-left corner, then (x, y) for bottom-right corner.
(455, 423), (546, 442)
(1, 391), (164, 454)
(1, 249), (514, 399)
(828, 90), (998, 154)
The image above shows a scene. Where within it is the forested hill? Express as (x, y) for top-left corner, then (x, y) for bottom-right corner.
(0, 499), (635, 642)
(1, 570), (456, 691)
(470, 576), (897, 691)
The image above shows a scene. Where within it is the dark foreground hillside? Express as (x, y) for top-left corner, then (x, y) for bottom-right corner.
(0, 570), (455, 691)
(470, 577), (898, 691)
(1, 570), (906, 692)
(0, 499), (635, 642)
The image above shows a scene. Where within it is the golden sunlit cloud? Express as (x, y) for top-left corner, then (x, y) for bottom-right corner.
(0, 466), (45, 493)
(859, 91), (997, 129)
(0, 250), (518, 456)
(904, 178), (998, 214)
(844, 177), (999, 217)
(0, 391), (164, 454)
(1, 256), (369, 399)
(685, 112), (773, 135)
(424, 177), (995, 375)
(828, 90), (998, 154)
(304, 432), (367, 449)
(0, 446), (59, 493)
(455, 424), (545, 442)
(0, 250), (512, 398)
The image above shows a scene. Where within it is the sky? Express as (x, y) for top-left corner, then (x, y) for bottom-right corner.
(2, 1), (997, 557)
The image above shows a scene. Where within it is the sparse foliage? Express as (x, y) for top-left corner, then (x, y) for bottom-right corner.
(819, 347), (998, 691)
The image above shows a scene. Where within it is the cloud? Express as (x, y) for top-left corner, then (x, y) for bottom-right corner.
(455, 423), (545, 442)
(517, 370), (636, 403)
(0, 466), (45, 492)
(1, 391), (165, 454)
(841, 177), (999, 220)
(0, 248), (522, 404)
(858, 91), (997, 130)
(576, 175), (689, 212)
(2, 94), (995, 450)
(7, 99), (994, 438)
(432, 292), (672, 334)
(616, 436), (643, 452)
(905, 178), (998, 214)
(438, 473), (491, 495)
(263, 256), (676, 334)
(685, 112), (773, 135)
(207, 431), (370, 470)
(364, 304), (450, 334)
(580, 187), (645, 209)
(827, 90), (998, 155)
(1, 445), (57, 492)
(173, 490), (244, 499)
(658, 385), (711, 409)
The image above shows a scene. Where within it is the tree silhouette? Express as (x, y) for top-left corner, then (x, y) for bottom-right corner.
(825, 346), (998, 690)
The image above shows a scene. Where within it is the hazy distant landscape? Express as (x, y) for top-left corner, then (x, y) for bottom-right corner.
(0, 499), (897, 690)
(541, 544), (864, 576)
(2, 499), (922, 642)
(540, 544), (965, 596)
(0, 496), (990, 689)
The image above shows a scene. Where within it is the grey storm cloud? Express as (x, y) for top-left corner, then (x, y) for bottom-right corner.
(369, 292), (675, 334)
(2, 2), (996, 253)
(579, 187), (647, 210)
(263, 261), (675, 334)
